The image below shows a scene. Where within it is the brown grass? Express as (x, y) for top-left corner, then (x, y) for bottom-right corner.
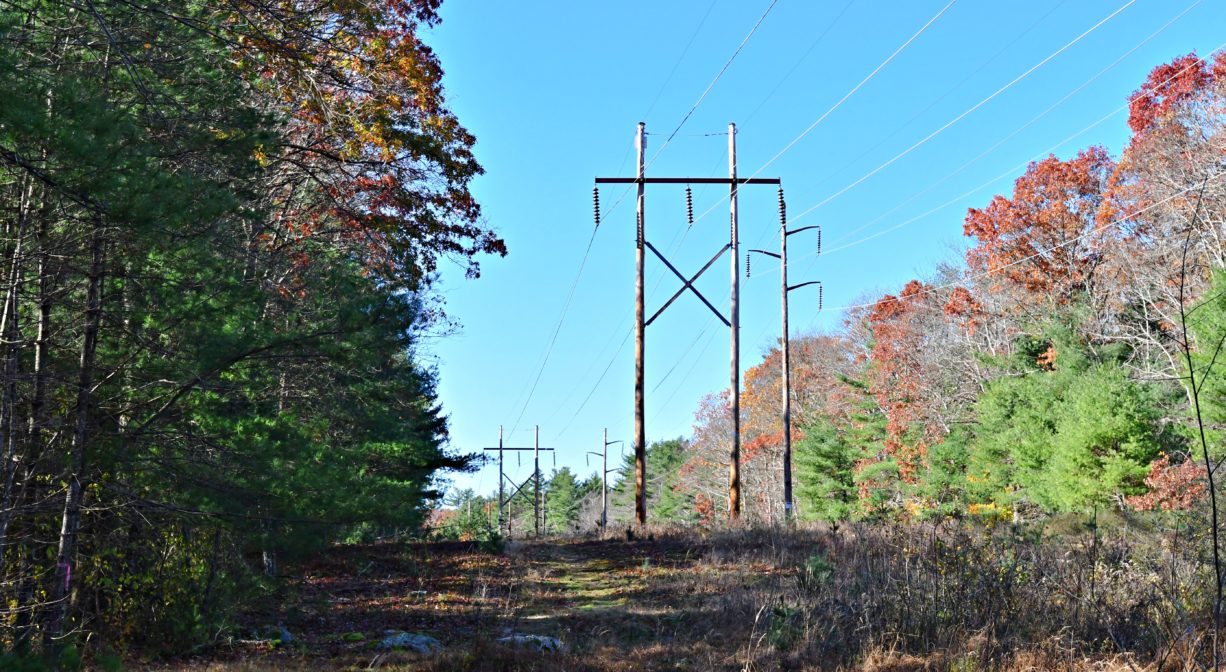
(136, 520), (1218, 671)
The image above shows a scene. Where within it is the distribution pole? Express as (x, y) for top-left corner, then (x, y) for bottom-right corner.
(534, 424), (541, 537)
(634, 122), (647, 528)
(498, 425), (505, 531)
(728, 122), (741, 520)
(749, 188), (821, 521)
(602, 428), (610, 529)
(587, 429), (622, 531)
(780, 205), (792, 519)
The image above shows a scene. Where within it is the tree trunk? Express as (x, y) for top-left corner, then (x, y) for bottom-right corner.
(46, 217), (104, 651)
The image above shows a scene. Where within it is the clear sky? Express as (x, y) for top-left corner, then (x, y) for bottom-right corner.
(420, 0), (1226, 499)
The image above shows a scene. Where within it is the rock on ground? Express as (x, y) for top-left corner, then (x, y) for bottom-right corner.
(496, 634), (566, 653)
(376, 631), (444, 654)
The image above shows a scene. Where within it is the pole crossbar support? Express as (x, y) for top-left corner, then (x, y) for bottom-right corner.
(500, 474), (535, 505)
(595, 177), (780, 185)
(786, 225), (820, 237)
(788, 280), (823, 292)
(645, 240), (730, 327)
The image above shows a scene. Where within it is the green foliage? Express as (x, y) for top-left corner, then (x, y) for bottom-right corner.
(545, 468), (580, 534)
(0, 0), (492, 655)
(970, 330), (1171, 513)
(1189, 270), (1226, 456)
(917, 427), (974, 517)
(798, 552), (833, 592)
(608, 438), (693, 524)
(435, 489), (502, 551)
(795, 416), (860, 522)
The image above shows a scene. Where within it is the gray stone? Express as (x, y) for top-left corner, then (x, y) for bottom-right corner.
(376, 631), (444, 654)
(496, 634), (566, 653)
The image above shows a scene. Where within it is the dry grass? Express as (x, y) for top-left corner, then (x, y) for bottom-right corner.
(136, 520), (1219, 671)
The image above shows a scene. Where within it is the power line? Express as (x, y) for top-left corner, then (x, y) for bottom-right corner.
(785, 0), (1137, 226)
(741, 0), (859, 125)
(691, 0), (958, 226)
(509, 2), (780, 440)
(774, 32), (1226, 274)
(811, 168), (1226, 319)
(826, 0), (1203, 249)
(641, 0), (720, 122)
(648, 0), (779, 165)
(506, 225), (600, 438)
(553, 327), (631, 440)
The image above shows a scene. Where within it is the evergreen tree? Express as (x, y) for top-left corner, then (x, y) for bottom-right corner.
(545, 467), (581, 534)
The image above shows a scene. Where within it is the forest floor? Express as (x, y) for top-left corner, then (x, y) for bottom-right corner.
(137, 527), (1167, 672)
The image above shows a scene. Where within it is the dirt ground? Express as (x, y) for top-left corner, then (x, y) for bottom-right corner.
(135, 529), (1159, 672)
(139, 533), (785, 671)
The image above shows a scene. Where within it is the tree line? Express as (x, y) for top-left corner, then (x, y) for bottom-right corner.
(0, 0), (502, 659)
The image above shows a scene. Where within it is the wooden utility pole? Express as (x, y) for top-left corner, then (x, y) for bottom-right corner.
(602, 428), (609, 529)
(534, 425), (541, 536)
(595, 123), (780, 526)
(634, 122), (647, 527)
(587, 429), (623, 530)
(728, 122), (741, 520)
(497, 425), (504, 531)
(779, 202), (791, 519)
(749, 188), (821, 520)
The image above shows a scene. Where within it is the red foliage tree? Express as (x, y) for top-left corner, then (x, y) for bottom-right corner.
(865, 281), (934, 483)
(1128, 53), (1218, 135)
(1127, 453), (1205, 511)
(963, 147), (1115, 306)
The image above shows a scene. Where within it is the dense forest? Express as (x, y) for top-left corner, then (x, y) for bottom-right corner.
(0, 0), (504, 660)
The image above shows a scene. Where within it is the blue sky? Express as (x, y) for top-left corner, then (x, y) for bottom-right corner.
(421, 0), (1225, 498)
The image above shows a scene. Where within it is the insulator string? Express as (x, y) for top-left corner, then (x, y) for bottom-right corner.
(686, 186), (694, 226)
(593, 187), (601, 227)
(777, 187), (786, 230)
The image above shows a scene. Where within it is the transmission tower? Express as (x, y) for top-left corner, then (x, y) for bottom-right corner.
(595, 122), (781, 525)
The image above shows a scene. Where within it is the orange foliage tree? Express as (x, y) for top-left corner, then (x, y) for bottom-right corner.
(230, 0), (506, 293)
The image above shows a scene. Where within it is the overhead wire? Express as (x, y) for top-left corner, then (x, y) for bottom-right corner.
(598, 0), (782, 230)
(738, 0), (1175, 361)
(676, 0), (1198, 412)
(574, 0), (957, 432)
(761, 31), (1226, 279)
(741, 0), (859, 126)
(505, 225), (599, 439)
(640, 0), (720, 122)
(784, 0), (1137, 227)
(691, 0), (958, 226)
(810, 169), (1226, 320)
(546, 2), (781, 441)
(826, 0), (1202, 248)
(739, 0), (1067, 260)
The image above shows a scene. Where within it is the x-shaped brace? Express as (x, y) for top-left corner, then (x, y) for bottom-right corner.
(645, 240), (731, 327)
